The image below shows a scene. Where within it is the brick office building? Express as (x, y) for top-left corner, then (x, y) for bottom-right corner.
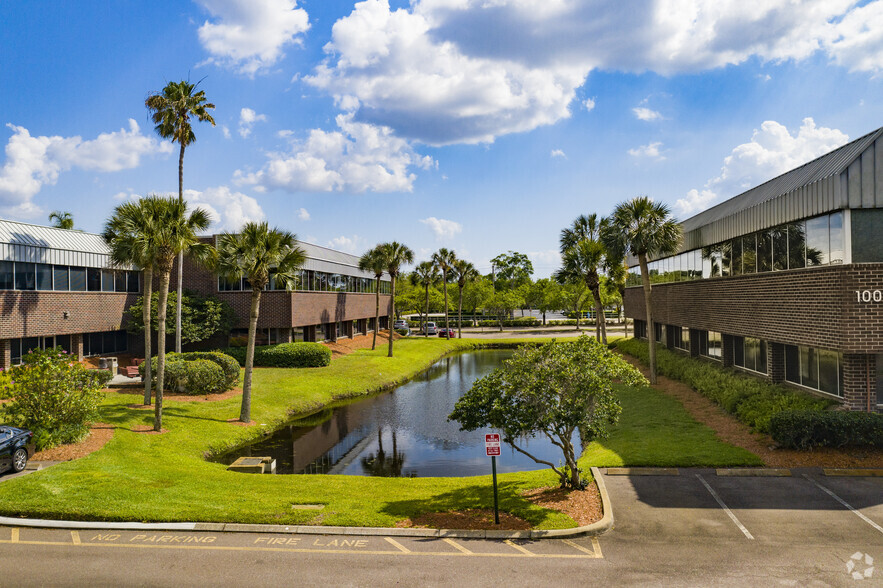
(0, 220), (392, 370)
(624, 126), (883, 412)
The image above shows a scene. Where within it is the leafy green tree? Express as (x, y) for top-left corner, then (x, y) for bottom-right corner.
(450, 336), (647, 488)
(529, 278), (561, 325)
(462, 276), (494, 316)
(411, 261), (440, 337)
(490, 251), (533, 290)
(432, 248), (457, 338)
(125, 290), (234, 344)
(146, 79), (216, 355)
(378, 242), (414, 357)
(452, 258), (478, 337)
(215, 222), (306, 423)
(359, 246), (387, 350)
(602, 196), (682, 384)
(486, 290), (522, 331)
(48, 211), (74, 229)
(555, 282), (588, 330)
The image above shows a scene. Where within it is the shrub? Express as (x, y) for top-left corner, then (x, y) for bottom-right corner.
(770, 410), (883, 449)
(218, 342), (331, 368)
(394, 328), (410, 336)
(140, 353), (231, 395)
(179, 351), (240, 389)
(615, 338), (833, 433)
(476, 318), (540, 328)
(3, 347), (105, 450)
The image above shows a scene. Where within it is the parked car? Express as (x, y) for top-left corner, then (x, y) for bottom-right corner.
(422, 321), (438, 335)
(393, 319), (409, 330)
(0, 426), (33, 474)
(438, 328), (456, 338)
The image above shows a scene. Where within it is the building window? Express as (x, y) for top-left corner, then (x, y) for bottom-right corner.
(53, 265), (69, 290)
(218, 275), (242, 291)
(633, 319), (647, 339)
(70, 267), (87, 291)
(698, 330), (722, 361)
(785, 344), (843, 397)
(0, 261), (13, 290)
(87, 268), (102, 291)
(36, 264), (53, 290)
(101, 270), (115, 292)
(734, 336), (767, 374)
(315, 323), (328, 342)
(14, 262), (35, 290)
(672, 326), (689, 351)
(83, 330), (128, 357)
(292, 328), (305, 342)
(654, 322), (664, 344)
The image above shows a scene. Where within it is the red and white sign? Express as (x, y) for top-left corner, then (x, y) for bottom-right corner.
(485, 433), (501, 457)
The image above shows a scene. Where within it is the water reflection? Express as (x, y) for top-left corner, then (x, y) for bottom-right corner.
(218, 350), (578, 477)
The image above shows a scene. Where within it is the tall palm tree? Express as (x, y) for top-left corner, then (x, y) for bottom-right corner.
(215, 222), (306, 423)
(558, 214), (609, 343)
(452, 259), (478, 339)
(103, 200), (156, 405)
(359, 246), (387, 351)
(431, 248), (457, 339)
(146, 79), (216, 355)
(411, 261), (439, 337)
(104, 196), (212, 430)
(378, 242), (414, 358)
(602, 196), (682, 384)
(48, 211), (74, 229)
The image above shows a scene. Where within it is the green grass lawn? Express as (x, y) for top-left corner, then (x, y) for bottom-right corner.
(0, 336), (759, 529)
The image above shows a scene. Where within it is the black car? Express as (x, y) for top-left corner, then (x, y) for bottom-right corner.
(0, 426), (32, 474)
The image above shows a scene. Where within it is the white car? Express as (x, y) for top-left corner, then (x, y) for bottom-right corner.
(393, 319), (410, 334)
(422, 321), (438, 335)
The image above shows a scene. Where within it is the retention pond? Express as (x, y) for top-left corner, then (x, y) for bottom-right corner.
(218, 349), (576, 477)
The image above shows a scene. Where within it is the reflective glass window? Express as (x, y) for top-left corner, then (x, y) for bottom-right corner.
(102, 270), (115, 292)
(806, 216), (829, 266)
(115, 271), (127, 292)
(733, 336), (745, 367)
(757, 232), (772, 272)
(829, 211), (844, 264)
(36, 263), (52, 290)
(741, 234), (756, 274)
(730, 240), (742, 275)
(800, 346), (819, 390)
(0, 261), (13, 290)
(87, 268), (102, 291)
(818, 350), (840, 396)
(787, 221), (806, 269)
(14, 262), (35, 290)
(772, 227), (788, 271)
(127, 271), (139, 292)
(53, 266), (69, 290)
(70, 267), (86, 291)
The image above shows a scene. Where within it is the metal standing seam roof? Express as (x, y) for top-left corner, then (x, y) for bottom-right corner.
(0, 219), (111, 254)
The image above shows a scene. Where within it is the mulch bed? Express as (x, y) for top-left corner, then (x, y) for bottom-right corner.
(322, 330), (401, 357)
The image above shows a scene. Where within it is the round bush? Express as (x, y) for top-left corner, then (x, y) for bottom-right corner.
(218, 342), (331, 368)
(140, 353), (231, 395)
(180, 351), (240, 389)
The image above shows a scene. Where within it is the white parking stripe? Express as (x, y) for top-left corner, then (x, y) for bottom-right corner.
(696, 474), (754, 540)
(804, 475), (883, 536)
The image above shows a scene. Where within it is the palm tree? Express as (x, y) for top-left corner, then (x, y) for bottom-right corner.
(359, 246), (387, 351)
(602, 196), (682, 384)
(452, 259), (478, 338)
(105, 196), (212, 430)
(103, 200), (156, 406)
(558, 214), (609, 343)
(378, 242), (414, 357)
(48, 211), (74, 229)
(431, 248), (457, 339)
(411, 261), (439, 337)
(215, 222), (306, 423)
(146, 79), (216, 355)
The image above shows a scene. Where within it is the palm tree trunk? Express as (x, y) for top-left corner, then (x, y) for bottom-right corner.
(457, 284), (464, 339)
(372, 277), (380, 350)
(154, 271), (171, 432)
(592, 286), (607, 344)
(424, 284), (430, 338)
(175, 143), (185, 355)
(241, 287), (262, 423)
(639, 254), (656, 384)
(142, 268), (153, 405)
(388, 278), (396, 358)
(442, 272), (450, 339)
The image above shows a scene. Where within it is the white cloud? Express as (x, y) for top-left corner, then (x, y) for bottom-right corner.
(0, 120), (171, 218)
(419, 216), (462, 240)
(633, 107), (662, 121)
(184, 186), (266, 232)
(238, 108), (267, 138)
(297, 207), (310, 220)
(327, 235), (363, 253)
(221, 125), (232, 139)
(550, 149), (567, 159)
(676, 118), (849, 216)
(628, 141), (665, 160)
(306, 0), (878, 146)
(196, 0), (310, 76)
(583, 97), (596, 111)
(235, 113), (434, 193)
(529, 249), (562, 269)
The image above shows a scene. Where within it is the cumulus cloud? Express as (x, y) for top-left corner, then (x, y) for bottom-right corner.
(327, 235), (363, 253)
(633, 107), (662, 121)
(234, 113), (434, 193)
(306, 0), (879, 146)
(676, 118), (849, 216)
(196, 0), (310, 75)
(550, 149), (567, 159)
(419, 217), (462, 240)
(184, 186), (266, 232)
(628, 141), (665, 160)
(297, 207), (310, 220)
(0, 120), (171, 218)
(583, 97), (596, 111)
(238, 108), (267, 138)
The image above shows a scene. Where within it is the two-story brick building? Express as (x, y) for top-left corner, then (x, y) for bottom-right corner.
(0, 219), (392, 369)
(624, 125), (883, 412)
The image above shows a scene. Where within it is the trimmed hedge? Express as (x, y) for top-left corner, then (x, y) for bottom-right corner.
(476, 318), (540, 328)
(139, 352), (236, 395)
(178, 351), (240, 389)
(219, 342), (331, 368)
(615, 338), (833, 433)
(769, 410), (883, 449)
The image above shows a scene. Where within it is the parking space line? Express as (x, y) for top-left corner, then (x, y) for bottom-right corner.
(383, 537), (410, 553)
(504, 539), (535, 556)
(71, 531), (81, 545)
(804, 475), (883, 536)
(562, 538), (603, 558)
(10, 528), (18, 543)
(696, 474), (754, 540)
(442, 538), (473, 554)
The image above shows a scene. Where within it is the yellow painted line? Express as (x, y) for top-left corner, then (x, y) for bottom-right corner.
(504, 539), (535, 556)
(10, 528), (18, 543)
(384, 537), (410, 553)
(442, 538), (473, 555)
(70, 531), (81, 545)
(562, 538), (603, 558)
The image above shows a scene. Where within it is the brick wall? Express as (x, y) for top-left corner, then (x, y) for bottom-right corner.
(0, 291), (137, 339)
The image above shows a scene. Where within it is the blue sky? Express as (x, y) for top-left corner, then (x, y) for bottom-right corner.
(2, 1), (882, 277)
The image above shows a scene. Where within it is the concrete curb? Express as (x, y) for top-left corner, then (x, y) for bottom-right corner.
(0, 467), (615, 540)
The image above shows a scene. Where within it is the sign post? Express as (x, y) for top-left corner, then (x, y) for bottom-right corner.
(485, 434), (501, 525)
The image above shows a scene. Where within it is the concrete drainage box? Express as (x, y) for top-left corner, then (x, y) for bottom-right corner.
(228, 456), (276, 474)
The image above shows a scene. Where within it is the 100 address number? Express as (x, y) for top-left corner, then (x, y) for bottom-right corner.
(855, 290), (882, 302)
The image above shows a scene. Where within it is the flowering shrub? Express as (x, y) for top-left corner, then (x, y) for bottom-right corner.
(4, 347), (106, 450)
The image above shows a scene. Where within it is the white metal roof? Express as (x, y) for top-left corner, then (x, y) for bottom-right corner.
(0, 219), (114, 267)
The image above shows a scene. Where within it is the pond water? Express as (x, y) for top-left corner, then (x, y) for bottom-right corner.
(218, 350), (578, 477)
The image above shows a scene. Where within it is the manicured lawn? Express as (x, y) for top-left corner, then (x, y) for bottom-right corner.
(0, 336), (759, 528)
